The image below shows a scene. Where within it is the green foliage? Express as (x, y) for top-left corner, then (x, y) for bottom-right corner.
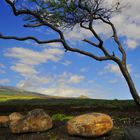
(52, 114), (74, 121)
(23, 0), (118, 29)
(13, 0), (121, 29)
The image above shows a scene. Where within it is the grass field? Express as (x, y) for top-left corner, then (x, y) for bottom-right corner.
(0, 98), (135, 109)
(0, 86), (136, 108)
(0, 90), (41, 102)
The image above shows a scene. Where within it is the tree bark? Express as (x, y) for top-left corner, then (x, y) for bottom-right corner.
(119, 63), (140, 106)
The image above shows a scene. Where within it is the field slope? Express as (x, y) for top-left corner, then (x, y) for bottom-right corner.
(0, 86), (49, 102)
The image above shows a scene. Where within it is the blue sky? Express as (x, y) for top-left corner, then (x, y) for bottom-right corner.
(0, 0), (140, 99)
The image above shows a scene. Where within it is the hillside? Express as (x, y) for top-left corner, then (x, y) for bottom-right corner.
(0, 86), (49, 101)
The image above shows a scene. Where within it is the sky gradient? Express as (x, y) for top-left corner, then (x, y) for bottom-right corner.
(0, 0), (140, 99)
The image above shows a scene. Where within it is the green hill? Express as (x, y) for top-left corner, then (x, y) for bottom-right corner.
(0, 86), (49, 101)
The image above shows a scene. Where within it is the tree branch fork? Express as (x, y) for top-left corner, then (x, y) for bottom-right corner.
(0, 0), (125, 63)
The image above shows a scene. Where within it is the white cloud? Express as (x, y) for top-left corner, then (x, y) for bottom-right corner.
(134, 73), (140, 79)
(22, 83), (113, 99)
(108, 78), (118, 84)
(0, 79), (10, 85)
(0, 63), (6, 74)
(105, 64), (121, 75)
(61, 60), (72, 66)
(5, 47), (64, 77)
(98, 63), (132, 77)
(5, 47), (64, 65)
(17, 75), (51, 89)
(80, 68), (88, 72)
(11, 63), (38, 76)
(105, 63), (132, 75)
(88, 80), (95, 84)
(64, 0), (140, 49)
(125, 39), (138, 49)
(64, 25), (92, 41)
(35, 86), (90, 98)
(17, 72), (85, 89)
(108, 0), (140, 48)
(17, 72), (91, 98)
(69, 75), (85, 84)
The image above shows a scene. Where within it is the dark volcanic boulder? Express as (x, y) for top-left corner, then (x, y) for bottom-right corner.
(67, 113), (113, 137)
(10, 109), (52, 134)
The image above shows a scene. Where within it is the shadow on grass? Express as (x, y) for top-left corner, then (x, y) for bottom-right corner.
(0, 98), (135, 108)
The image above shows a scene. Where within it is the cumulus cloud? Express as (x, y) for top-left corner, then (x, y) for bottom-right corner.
(98, 63), (132, 76)
(107, 0), (140, 48)
(80, 67), (89, 72)
(61, 60), (72, 66)
(5, 47), (64, 77)
(34, 86), (90, 98)
(17, 75), (52, 89)
(104, 63), (132, 75)
(0, 63), (6, 74)
(64, 25), (92, 41)
(17, 72), (85, 89)
(63, 0), (140, 49)
(69, 75), (85, 84)
(5, 47), (64, 65)
(0, 79), (10, 85)
(17, 72), (90, 98)
(11, 63), (38, 76)
(125, 39), (138, 49)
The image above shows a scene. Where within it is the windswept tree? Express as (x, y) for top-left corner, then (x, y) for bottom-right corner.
(0, 0), (140, 106)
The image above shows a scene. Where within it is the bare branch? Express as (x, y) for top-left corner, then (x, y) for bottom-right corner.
(24, 23), (43, 28)
(80, 21), (89, 29)
(61, 39), (110, 61)
(0, 34), (61, 44)
(83, 39), (98, 47)
(99, 17), (126, 64)
(89, 18), (103, 44)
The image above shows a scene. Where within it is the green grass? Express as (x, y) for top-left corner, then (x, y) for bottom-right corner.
(52, 114), (74, 121)
(0, 94), (40, 102)
(0, 88), (43, 102)
(0, 87), (136, 108)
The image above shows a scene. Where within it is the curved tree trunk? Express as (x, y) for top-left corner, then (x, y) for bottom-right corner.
(119, 63), (140, 106)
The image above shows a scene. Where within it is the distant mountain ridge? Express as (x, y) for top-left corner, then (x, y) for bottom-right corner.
(0, 85), (49, 98)
(0, 86), (90, 99)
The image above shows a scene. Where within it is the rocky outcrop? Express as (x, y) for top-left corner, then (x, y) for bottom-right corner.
(67, 113), (113, 137)
(10, 109), (52, 134)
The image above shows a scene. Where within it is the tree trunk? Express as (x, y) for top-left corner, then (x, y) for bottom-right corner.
(119, 63), (140, 106)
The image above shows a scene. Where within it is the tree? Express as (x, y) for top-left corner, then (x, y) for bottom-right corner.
(0, 0), (140, 106)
